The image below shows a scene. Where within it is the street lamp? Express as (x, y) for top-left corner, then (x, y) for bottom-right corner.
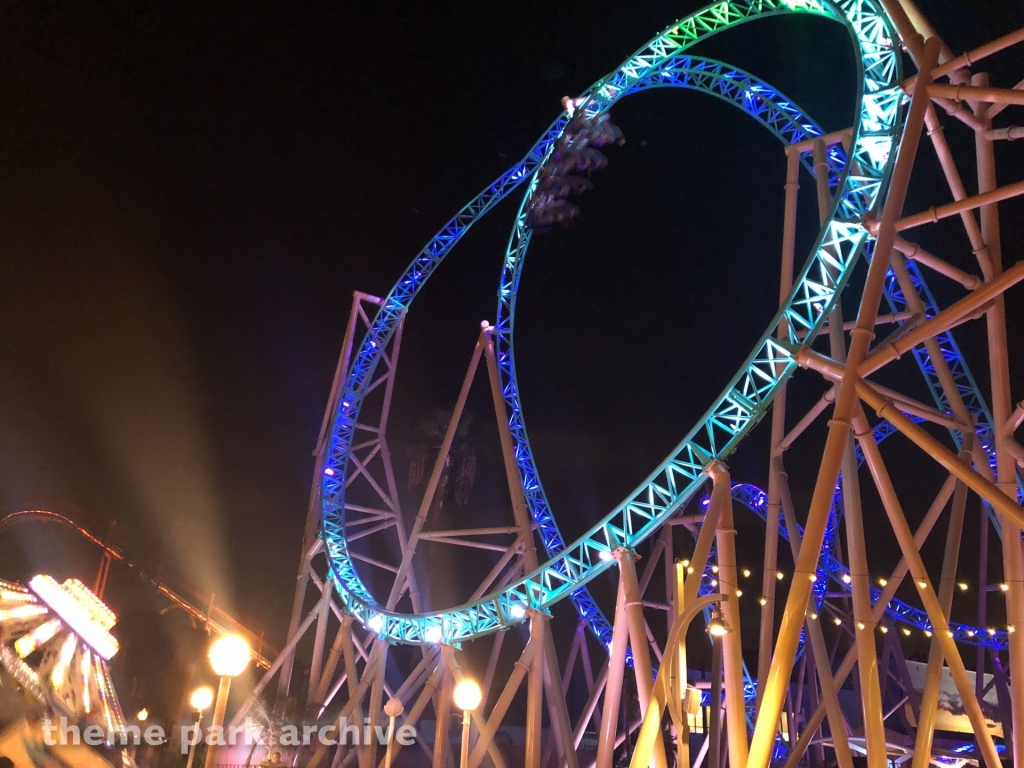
(203, 635), (251, 768)
(707, 608), (731, 638)
(383, 699), (404, 768)
(452, 678), (482, 768)
(186, 686), (215, 768)
(629, 588), (731, 768)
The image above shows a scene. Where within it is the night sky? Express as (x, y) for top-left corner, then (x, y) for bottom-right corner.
(2, 0), (1023, 689)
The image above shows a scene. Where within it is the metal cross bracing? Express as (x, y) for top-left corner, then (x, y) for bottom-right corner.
(499, 55), (850, 652)
(249, 290), (567, 768)
(269, 62), (861, 752)
(244, 2), (1024, 768)
(322, 0), (905, 646)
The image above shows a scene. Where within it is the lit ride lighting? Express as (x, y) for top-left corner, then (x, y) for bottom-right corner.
(0, 575), (127, 738)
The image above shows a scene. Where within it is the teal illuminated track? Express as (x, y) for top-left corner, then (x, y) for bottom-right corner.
(320, 0), (906, 644)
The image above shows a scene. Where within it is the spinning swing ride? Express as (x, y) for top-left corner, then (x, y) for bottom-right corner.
(235, 0), (1024, 766)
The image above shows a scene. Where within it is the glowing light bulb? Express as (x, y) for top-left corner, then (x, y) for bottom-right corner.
(902, 628), (911, 636)
(208, 635), (251, 678)
(988, 628), (997, 636)
(742, 569), (751, 578)
(598, 551), (613, 562)
(878, 578), (888, 587)
(1000, 583), (1010, 592)
(924, 630), (932, 637)
(958, 582), (968, 591)
(710, 579), (718, 587)
(453, 679), (483, 712)
(707, 610), (731, 637)
(809, 574), (817, 583)
(681, 560), (690, 568)
(424, 626), (444, 644)
(711, 565), (719, 574)
(776, 572), (784, 581)
(857, 622), (865, 630)
(879, 626), (888, 633)
(918, 581), (928, 589)
(809, 612), (818, 620)
(842, 573), (852, 584)
(367, 614), (384, 633)
(735, 590), (743, 597)
(28, 575), (118, 660)
(190, 687), (214, 711)
(509, 604), (526, 619)
(833, 617), (842, 626)
(759, 597), (767, 606)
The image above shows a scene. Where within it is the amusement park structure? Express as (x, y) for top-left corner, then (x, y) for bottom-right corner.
(232, 0), (1024, 766)
(0, 509), (277, 670)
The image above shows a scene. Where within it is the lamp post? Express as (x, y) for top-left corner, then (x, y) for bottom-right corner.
(203, 635), (252, 768)
(706, 604), (734, 768)
(628, 591), (732, 768)
(383, 699), (404, 768)
(452, 678), (482, 768)
(187, 686), (215, 768)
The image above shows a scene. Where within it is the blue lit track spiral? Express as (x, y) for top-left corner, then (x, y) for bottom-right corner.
(317, 0), (1015, 649)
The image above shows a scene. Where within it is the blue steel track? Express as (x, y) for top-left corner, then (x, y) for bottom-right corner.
(317, 0), (1018, 659)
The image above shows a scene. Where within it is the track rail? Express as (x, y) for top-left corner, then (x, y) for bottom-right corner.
(320, 0), (905, 644)
(0, 509), (276, 668)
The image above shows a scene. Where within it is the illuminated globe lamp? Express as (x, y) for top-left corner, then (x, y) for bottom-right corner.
(191, 686), (215, 712)
(186, 686), (216, 768)
(203, 634), (252, 768)
(0, 575), (127, 738)
(209, 634), (251, 678)
(453, 678), (483, 768)
(383, 699), (405, 768)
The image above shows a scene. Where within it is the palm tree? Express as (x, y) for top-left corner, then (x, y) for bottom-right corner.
(245, 694), (297, 767)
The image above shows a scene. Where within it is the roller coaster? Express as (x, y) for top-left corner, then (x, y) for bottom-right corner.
(235, 1), (1024, 767)
(0, 509), (277, 669)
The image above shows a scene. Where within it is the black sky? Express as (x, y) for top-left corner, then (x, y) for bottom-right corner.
(1, 0), (1022, 660)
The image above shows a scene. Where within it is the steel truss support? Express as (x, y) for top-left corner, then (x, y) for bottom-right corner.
(853, 403), (1003, 768)
(911, 445), (972, 767)
(260, 305), (552, 768)
(782, 475), (957, 768)
(774, 460), (855, 768)
(750, 36), (944, 768)
(975, 79), (1024, 766)
(280, 291), (409, 698)
(705, 463), (748, 768)
(240, 8), (1024, 768)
